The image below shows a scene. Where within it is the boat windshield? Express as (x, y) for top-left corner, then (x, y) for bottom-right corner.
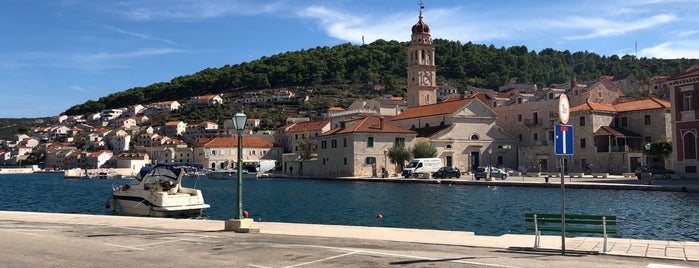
(135, 162), (201, 182)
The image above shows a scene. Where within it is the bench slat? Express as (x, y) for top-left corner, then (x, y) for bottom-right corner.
(526, 226), (618, 234)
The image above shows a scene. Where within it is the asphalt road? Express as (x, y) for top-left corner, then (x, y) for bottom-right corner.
(1, 219), (694, 268)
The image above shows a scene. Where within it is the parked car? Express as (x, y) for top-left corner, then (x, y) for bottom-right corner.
(432, 166), (461, 179)
(634, 166), (674, 180)
(474, 167), (507, 180)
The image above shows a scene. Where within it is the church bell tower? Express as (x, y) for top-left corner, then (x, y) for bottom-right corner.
(406, 4), (437, 108)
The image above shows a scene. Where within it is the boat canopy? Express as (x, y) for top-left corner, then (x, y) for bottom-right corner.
(135, 162), (203, 181)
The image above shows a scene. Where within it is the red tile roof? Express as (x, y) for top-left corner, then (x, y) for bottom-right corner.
(571, 98), (670, 113)
(392, 98), (475, 121)
(286, 120), (330, 132)
(322, 116), (414, 136)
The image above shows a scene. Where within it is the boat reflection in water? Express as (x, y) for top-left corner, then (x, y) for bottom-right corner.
(110, 162), (210, 217)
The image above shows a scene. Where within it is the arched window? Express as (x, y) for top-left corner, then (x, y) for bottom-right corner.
(684, 132), (697, 159)
(446, 145), (453, 149)
(470, 134), (480, 140)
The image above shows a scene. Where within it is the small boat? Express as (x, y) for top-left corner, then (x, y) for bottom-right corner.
(110, 162), (210, 217)
(207, 169), (258, 179)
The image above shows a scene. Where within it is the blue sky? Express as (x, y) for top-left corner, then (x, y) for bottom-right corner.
(1, 0), (698, 118)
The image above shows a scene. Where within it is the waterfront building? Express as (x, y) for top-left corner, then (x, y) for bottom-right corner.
(392, 97), (516, 173)
(494, 77), (671, 174)
(274, 120), (331, 156)
(309, 116), (417, 177)
(668, 65), (699, 179)
(193, 137), (282, 170)
(116, 152), (150, 174)
(568, 98), (672, 174)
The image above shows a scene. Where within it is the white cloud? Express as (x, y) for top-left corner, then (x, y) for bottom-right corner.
(564, 14), (676, 40)
(69, 85), (87, 93)
(116, 0), (285, 20)
(641, 41), (699, 59)
(102, 25), (178, 45)
(77, 48), (182, 62)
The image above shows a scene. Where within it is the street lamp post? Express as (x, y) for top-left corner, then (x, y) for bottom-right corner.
(645, 143), (651, 165)
(233, 110), (247, 220)
(502, 144), (511, 174)
(225, 110), (258, 233)
(488, 148), (493, 179)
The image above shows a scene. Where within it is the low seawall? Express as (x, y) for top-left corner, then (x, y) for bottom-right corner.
(63, 168), (134, 179)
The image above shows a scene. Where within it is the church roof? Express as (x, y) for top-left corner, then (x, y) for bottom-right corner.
(392, 98), (474, 121)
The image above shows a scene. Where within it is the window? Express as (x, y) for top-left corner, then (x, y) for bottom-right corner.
(394, 137), (405, 147)
(344, 157), (347, 165)
(517, 114), (522, 122)
(321, 141), (327, 149)
(684, 132), (697, 159)
(368, 137), (374, 147)
(579, 116), (586, 126)
(518, 134), (523, 142)
(497, 156), (504, 165)
(533, 133), (539, 141)
(683, 91), (694, 111)
(644, 115), (651, 125)
(331, 139), (337, 148)
(365, 157), (376, 164)
(470, 134), (480, 140)
(343, 138), (347, 147)
(621, 117), (627, 127)
(580, 138), (586, 148)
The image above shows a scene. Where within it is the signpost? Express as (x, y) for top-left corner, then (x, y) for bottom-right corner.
(556, 94), (571, 255)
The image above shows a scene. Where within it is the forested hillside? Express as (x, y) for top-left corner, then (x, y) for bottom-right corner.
(64, 39), (699, 116)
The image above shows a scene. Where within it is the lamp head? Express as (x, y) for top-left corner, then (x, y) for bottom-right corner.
(233, 110), (247, 131)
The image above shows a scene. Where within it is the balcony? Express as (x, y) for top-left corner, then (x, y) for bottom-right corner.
(523, 119), (542, 127)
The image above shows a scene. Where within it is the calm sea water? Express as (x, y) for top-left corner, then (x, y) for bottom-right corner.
(1, 173), (698, 241)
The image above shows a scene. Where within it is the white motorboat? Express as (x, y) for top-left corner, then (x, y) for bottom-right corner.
(110, 162), (210, 217)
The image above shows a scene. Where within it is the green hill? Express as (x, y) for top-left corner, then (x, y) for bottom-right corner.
(63, 39), (699, 126)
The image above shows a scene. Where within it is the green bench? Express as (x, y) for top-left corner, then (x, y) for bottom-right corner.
(525, 213), (617, 253)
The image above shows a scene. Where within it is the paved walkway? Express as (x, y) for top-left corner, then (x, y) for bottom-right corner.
(2, 211), (697, 262)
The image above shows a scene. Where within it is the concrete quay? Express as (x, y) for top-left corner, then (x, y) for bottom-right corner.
(1, 211), (697, 267)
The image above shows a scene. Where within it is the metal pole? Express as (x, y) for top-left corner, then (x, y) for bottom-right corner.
(560, 157), (566, 255)
(236, 130), (244, 220)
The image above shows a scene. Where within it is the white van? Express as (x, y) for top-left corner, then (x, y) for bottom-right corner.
(401, 158), (442, 178)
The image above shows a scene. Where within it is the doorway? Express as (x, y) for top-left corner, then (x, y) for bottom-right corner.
(470, 152), (480, 171)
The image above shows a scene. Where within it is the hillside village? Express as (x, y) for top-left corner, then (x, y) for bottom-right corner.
(2, 9), (699, 180)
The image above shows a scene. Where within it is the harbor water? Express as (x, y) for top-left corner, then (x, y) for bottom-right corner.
(1, 173), (698, 241)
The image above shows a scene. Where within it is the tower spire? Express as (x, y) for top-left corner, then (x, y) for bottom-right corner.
(419, 0), (424, 18)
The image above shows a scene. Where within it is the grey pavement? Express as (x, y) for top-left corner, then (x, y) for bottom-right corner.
(1, 210), (698, 267)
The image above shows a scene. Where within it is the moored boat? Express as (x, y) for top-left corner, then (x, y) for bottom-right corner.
(110, 162), (210, 217)
(207, 169), (258, 179)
